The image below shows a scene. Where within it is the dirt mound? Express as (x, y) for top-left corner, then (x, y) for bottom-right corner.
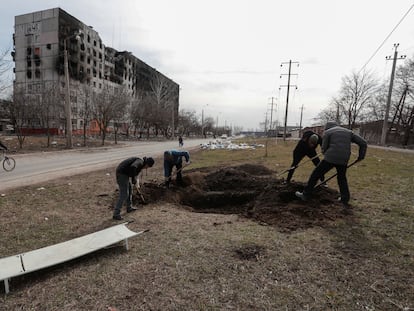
(128, 164), (349, 232)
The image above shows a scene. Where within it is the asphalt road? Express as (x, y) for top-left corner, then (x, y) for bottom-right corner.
(0, 139), (207, 192)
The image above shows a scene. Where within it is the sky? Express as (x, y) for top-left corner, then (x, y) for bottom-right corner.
(1, 0), (414, 130)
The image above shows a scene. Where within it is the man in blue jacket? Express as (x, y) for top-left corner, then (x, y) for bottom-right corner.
(113, 156), (154, 220)
(295, 121), (367, 213)
(164, 150), (190, 188)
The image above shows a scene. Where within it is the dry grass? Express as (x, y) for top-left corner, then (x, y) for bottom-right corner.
(0, 138), (413, 310)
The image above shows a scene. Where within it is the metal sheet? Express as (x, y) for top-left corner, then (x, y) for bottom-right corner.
(0, 255), (24, 281)
(0, 223), (144, 282)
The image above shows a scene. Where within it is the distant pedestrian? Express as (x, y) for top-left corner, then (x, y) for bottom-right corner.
(178, 135), (184, 147)
(295, 121), (367, 214)
(113, 156), (155, 220)
(164, 150), (190, 188)
(285, 131), (324, 183)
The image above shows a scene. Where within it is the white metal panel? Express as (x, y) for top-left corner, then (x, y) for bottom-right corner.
(21, 224), (142, 272)
(0, 223), (144, 286)
(0, 255), (24, 281)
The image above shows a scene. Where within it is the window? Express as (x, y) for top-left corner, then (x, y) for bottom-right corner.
(34, 47), (40, 56)
(35, 69), (41, 78)
(27, 70), (32, 79)
(93, 40), (96, 46)
(27, 60), (32, 67)
(46, 43), (51, 50)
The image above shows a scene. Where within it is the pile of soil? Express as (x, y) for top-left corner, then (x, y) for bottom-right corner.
(132, 164), (348, 232)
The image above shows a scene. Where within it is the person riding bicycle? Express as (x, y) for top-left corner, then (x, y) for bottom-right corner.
(0, 140), (8, 151)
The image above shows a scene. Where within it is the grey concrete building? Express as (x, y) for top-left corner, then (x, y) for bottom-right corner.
(13, 7), (179, 134)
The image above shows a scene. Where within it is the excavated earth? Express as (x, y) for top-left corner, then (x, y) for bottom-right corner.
(120, 164), (349, 232)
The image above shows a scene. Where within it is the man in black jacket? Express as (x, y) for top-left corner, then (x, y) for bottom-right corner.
(296, 121), (367, 213)
(285, 131), (324, 183)
(113, 156), (154, 220)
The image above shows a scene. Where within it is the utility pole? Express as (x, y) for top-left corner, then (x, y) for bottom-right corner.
(268, 97), (276, 136)
(380, 44), (406, 145)
(280, 60), (299, 141)
(299, 104), (304, 131)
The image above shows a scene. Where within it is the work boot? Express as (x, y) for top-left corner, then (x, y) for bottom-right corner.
(113, 214), (123, 221)
(295, 191), (308, 201)
(341, 202), (353, 215)
(127, 207), (138, 213)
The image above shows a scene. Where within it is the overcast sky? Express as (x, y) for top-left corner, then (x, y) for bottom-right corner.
(1, 1), (414, 130)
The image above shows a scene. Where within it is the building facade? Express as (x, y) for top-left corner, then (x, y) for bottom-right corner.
(13, 8), (179, 135)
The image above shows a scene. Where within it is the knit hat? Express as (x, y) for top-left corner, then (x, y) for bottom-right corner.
(309, 134), (319, 145)
(325, 121), (338, 130)
(144, 157), (155, 167)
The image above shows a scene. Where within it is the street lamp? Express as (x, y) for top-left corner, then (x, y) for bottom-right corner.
(63, 31), (82, 148)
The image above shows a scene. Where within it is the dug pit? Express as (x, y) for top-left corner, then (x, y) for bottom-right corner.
(125, 164), (350, 232)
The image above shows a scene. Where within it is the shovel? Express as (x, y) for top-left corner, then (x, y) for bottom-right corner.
(314, 159), (359, 189)
(135, 184), (146, 204)
(277, 153), (322, 177)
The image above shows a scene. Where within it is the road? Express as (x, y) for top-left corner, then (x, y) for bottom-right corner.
(0, 139), (207, 192)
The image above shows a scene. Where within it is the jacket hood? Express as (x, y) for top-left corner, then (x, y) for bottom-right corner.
(325, 121), (338, 130)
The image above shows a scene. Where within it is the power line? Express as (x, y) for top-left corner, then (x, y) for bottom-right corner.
(358, 3), (414, 74)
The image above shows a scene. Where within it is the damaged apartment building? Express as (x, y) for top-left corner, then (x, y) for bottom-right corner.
(13, 7), (179, 134)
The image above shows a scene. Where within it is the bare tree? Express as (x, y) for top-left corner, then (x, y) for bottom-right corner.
(178, 109), (200, 136)
(38, 82), (61, 147)
(335, 70), (378, 129)
(149, 72), (179, 137)
(112, 87), (130, 144)
(92, 85), (127, 145)
(8, 87), (36, 148)
(0, 47), (12, 97)
(389, 56), (414, 145)
(79, 85), (93, 146)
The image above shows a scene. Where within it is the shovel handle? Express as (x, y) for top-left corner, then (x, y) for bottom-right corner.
(315, 159), (359, 189)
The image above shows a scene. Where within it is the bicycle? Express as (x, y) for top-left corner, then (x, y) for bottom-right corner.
(1, 150), (16, 172)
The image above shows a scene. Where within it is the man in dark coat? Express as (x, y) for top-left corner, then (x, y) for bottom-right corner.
(113, 156), (154, 220)
(295, 121), (367, 213)
(286, 131), (324, 183)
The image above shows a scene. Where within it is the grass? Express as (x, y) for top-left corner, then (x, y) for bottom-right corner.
(0, 138), (413, 310)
